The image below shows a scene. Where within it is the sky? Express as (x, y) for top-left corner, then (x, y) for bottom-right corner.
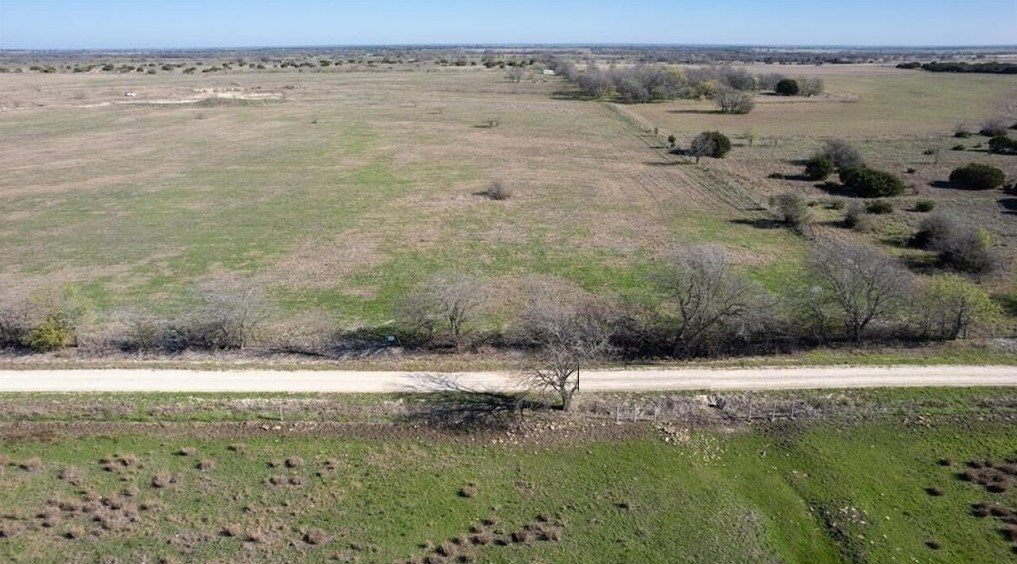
(1, 0), (1015, 50)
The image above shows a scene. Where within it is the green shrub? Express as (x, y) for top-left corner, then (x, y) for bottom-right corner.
(775, 78), (800, 96)
(913, 199), (936, 212)
(804, 154), (835, 180)
(865, 200), (894, 214)
(839, 166), (906, 197)
(988, 134), (1017, 155)
(948, 163), (1005, 190)
(23, 314), (73, 352)
(690, 131), (731, 159)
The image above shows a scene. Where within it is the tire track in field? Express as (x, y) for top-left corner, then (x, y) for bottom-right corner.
(596, 103), (768, 215)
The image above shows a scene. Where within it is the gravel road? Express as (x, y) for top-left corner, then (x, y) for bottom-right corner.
(1, 365), (1015, 393)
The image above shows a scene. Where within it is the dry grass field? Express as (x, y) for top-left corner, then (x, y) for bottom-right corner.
(1, 64), (1015, 331)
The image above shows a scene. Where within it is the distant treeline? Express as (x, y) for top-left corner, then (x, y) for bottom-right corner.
(897, 61), (1017, 74)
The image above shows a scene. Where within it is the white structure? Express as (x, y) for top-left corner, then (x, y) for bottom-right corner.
(124, 91), (136, 97)
(543, 69), (556, 76)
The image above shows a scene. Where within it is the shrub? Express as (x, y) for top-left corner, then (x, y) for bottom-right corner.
(821, 139), (864, 170)
(459, 483), (478, 498)
(839, 166), (906, 197)
(690, 131), (731, 159)
(843, 201), (866, 229)
(804, 154), (835, 180)
(865, 200), (894, 214)
(914, 199), (936, 212)
(486, 180), (512, 200)
(938, 228), (997, 274)
(912, 214), (959, 249)
(24, 314), (73, 352)
(954, 124), (972, 138)
(951, 144), (966, 151)
(775, 78), (800, 96)
(988, 134), (1017, 155)
(303, 528), (328, 545)
(916, 274), (1000, 339)
(769, 193), (812, 232)
(979, 117), (1008, 137)
(714, 88), (754, 114)
(949, 163), (1005, 190)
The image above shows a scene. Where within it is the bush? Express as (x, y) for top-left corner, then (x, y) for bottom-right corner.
(839, 166), (906, 197)
(912, 214), (997, 274)
(820, 139), (864, 170)
(865, 200), (894, 214)
(949, 163), (1005, 190)
(979, 118), (1008, 137)
(23, 314), (73, 352)
(485, 180), (512, 200)
(775, 78), (800, 96)
(951, 144), (966, 151)
(988, 134), (1017, 155)
(690, 131), (731, 159)
(804, 154), (835, 180)
(769, 193), (812, 232)
(714, 88), (754, 114)
(913, 199), (936, 212)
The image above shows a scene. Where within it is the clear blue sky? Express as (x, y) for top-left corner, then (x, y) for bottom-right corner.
(1, 0), (1015, 49)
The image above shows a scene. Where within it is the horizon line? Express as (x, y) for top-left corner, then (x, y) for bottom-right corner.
(4, 42), (1017, 53)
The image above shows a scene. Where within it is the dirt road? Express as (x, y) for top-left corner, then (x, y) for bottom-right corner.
(1, 365), (1015, 393)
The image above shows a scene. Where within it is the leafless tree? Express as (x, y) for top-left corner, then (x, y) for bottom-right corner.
(505, 67), (525, 83)
(0, 295), (33, 348)
(174, 287), (268, 351)
(516, 281), (615, 412)
(807, 242), (911, 342)
(659, 246), (756, 358)
(714, 87), (754, 114)
(397, 272), (486, 349)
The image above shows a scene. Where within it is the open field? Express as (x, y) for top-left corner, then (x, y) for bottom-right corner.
(4, 63), (1013, 338)
(1, 388), (1016, 562)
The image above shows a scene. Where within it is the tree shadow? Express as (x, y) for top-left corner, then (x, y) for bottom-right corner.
(667, 108), (720, 115)
(643, 160), (689, 167)
(998, 198), (1017, 215)
(815, 182), (856, 198)
(927, 180), (954, 190)
(730, 218), (782, 230)
(397, 374), (545, 431)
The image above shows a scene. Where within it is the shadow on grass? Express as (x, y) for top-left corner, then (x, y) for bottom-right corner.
(730, 218), (783, 230)
(667, 108), (721, 115)
(998, 198), (1017, 215)
(815, 182), (856, 198)
(398, 374), (546, 431)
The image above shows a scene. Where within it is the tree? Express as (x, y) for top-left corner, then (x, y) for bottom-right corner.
(714, 88), (754, 114)
(396, 272), (486, 349)
(912, 214), (997, 274)
(804, 154), (835, 180)
(775, 78), (800, 96)
(839, 166), (906, 197)
(915, 275), (1000, 340)
(807, 242), (911, 342)
(505, 67), (525, 83)
(517, 281), (615, 412)
(689, 131), (731, 162)
(949, 162), (1006, 190)
(797, 77), (825, 97)
(659, 246), (756, 357)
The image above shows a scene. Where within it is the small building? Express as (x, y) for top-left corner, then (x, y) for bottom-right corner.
(124, 91), (136, 97)
(542, 69), (556, 76)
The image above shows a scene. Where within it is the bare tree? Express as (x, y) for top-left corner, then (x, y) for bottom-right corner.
(714, 87), (754, 114)
(397, 272), (486, 349)
(659, 246), (756, 358)
(769, 193), (813, 236)
(505, 67), (525, 83)
(174, 287), (268, 351)
(517, 281), (615, 411)
(807, 242), (911, 342)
